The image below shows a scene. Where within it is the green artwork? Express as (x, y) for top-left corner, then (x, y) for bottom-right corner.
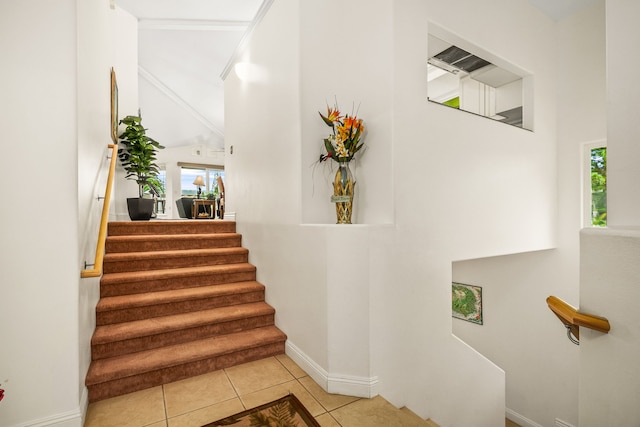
(452, 282), (483, 325)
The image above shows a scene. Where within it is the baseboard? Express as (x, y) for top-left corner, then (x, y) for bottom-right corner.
(9, 388), (88, 427)
(285, 341), (328, 390)
(506, 408), (544, 427)
(11, 407), (83, 427)
(285, 341), (378, 398)
(79, 387), (89, 426)
(326, 373), (379, 398)
(554, 419), (576, 427)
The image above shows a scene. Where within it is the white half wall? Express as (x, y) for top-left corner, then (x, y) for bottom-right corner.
(580, 228), (640, 426)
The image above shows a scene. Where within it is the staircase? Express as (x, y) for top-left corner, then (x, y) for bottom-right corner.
(85, 220), (287, 402)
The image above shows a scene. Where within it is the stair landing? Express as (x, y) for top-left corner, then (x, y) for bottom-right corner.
(85, 355), (440, 427)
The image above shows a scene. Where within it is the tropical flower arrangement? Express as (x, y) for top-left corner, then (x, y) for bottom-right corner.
(318, 104), (365, 163)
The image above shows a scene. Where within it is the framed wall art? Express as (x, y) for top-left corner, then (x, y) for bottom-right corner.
(452, 282), (483, 325)
(110, 67), (118, 143)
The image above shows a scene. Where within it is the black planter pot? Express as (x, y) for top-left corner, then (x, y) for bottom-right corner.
(127, 198), (155, 221)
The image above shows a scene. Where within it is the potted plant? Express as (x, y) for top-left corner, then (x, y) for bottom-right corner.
(117, 115), (165, 220)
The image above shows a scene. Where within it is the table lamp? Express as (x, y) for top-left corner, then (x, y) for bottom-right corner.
(193, 176), (205, 199)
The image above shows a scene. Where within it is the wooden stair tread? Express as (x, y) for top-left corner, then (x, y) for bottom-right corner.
(100, 263), (256, 284)
(107, 220), (237, 236)
(86, 326), (286, 385)
(106, 233), (241, 243)
(104, 247), (248, 261)
(96, 281), (264, 311)
(92, 302), (275, 344)
(105, 233), (242, 254)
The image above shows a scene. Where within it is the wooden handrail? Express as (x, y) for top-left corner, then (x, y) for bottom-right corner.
(81, 144), (118, 278)
(546, 296), (610, 341)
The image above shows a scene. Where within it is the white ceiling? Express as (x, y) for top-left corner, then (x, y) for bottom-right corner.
(117, 0), (263, 149)
(116, 0), (596, 149)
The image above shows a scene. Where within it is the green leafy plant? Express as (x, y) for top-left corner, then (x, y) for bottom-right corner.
(117, 115), (164, 198)
(143, 176), (165, 197)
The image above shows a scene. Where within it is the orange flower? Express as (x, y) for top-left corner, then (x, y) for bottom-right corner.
(326, 107), (342, 122)
(319, 107), (343, 127)
(317, 101), (365, 164)
(343, 116), (357, 129)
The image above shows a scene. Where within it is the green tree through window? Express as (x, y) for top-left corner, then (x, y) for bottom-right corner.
(591, 147), (607, 226)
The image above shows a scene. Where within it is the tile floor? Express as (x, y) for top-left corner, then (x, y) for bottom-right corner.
(84, 354), (517, 427)
(85, 354), (408, 427)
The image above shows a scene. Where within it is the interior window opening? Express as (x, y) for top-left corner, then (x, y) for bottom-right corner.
(427, 33), (532, 131)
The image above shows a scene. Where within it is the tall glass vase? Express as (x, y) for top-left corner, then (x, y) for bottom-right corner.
(332, 160), (355, 224)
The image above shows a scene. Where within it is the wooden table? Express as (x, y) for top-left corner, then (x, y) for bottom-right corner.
(192, 199), (216, 219)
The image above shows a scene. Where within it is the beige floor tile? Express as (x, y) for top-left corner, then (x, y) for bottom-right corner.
(330, 395), (422, 427)
(276, 353), (308, 378)
(224, 357), (295, 395)
(163, 369), (237, 417)
(315, 412), (342, 427)
(240, 379), (326, 418)
(298, 376), (360, 412)
(85, 386), (166, 427)
(167, 398), (245, 427)
(147, 422), (168, 427)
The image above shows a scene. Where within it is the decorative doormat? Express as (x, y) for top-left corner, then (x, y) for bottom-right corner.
(202, 394), (320, 427)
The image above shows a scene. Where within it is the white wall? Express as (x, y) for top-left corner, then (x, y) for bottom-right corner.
(77, 0), (113, 419)
(606, 0), (640, 227)
(580, 229), (640, 426)
(0, 1), (81, 426)
(0, 1), (137, 426)
(452, 3), (606, 426)
(300, 0), (394, 226)
(225, 0), (563, 425)
(453, 250), (579, 427)
(577, 2), (640, 426)
(77, 2), (138, 422)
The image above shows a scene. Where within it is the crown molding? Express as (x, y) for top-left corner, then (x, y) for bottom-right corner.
(220, 0), (274, 80)
(138, 19), (250, 31)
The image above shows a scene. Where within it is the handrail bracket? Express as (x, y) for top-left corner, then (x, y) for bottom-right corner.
(546, 295), (610, 345)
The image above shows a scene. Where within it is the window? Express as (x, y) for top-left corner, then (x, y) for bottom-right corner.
(180, 165), (225, 198)
(427, 32), (532, 130)
(583, 141), (606, 227)
(147, 169), (166, 195)
(590, 146), (607, 227)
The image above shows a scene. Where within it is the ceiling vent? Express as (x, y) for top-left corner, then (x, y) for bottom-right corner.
(429, 45), (521, 88)
(431, 45), (491, 73)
